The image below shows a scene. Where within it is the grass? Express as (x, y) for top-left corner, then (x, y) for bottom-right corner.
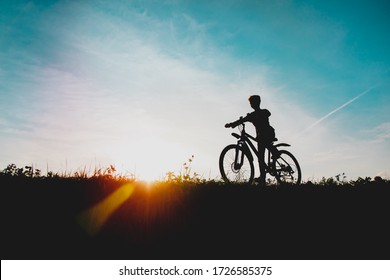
(1, 163), (389, 260)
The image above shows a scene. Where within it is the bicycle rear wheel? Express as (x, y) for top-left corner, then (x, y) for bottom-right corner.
(271, 150), (301, 185)
(219, 144), (254, 184)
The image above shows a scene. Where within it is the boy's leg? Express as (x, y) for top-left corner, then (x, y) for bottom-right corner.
(266, 129), (279, 159)
(269, 145), (280, 159)
(257, 142), (266, 185)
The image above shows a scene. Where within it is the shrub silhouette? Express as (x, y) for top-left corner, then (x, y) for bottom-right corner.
(1, 163), (41, 178)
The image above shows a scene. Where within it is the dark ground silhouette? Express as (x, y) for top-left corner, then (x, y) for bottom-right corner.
(1, 175), (389, 260)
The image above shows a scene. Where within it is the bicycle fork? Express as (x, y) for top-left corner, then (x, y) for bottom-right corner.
(234, 141), (245, 170)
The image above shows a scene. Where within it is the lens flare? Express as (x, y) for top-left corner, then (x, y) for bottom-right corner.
(77, 183), (135, 236)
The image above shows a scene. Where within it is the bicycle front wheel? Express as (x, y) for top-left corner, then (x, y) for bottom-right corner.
(219, 144), (254, 184)
(272, 150), (301, 185)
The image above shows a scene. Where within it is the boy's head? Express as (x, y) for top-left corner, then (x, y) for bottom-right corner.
(248, 95), (261, 109)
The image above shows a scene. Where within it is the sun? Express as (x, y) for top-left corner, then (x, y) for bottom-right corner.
(108, 135), (190, 182)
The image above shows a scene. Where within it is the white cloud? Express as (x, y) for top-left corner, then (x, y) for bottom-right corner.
(373, 122), (390, 142)
(0, 4), (268, 180)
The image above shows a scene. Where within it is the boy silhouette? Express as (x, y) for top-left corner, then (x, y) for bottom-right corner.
(225, 95), (279, 185)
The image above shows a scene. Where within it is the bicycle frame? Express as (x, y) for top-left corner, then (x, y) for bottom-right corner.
(231, 124), (291, 175)
(220, 119), (301, 185)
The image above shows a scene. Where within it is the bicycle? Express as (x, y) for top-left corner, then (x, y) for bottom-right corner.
(219, 118), (301, 185)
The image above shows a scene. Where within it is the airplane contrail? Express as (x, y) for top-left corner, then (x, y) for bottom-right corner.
(293, 85), (377, 139)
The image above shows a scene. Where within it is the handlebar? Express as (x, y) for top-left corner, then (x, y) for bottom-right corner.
(225, 116), (244, 129)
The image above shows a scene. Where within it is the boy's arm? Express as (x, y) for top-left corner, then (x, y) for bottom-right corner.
(225, 114), (251, 128)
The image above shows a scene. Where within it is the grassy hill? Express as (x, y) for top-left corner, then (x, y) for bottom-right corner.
(1, 164), (389, 260)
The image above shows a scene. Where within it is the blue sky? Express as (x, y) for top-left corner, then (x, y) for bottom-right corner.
(1, 0), (389, 180)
